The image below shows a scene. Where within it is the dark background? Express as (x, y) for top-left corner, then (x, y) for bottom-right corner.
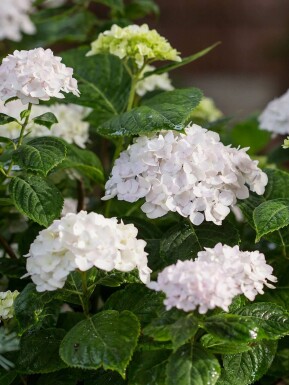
(146, 0), (289, 118)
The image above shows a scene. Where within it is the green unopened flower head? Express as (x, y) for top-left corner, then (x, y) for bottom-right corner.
(283, 137), (289, 149)
(0, 290), (19, 321)
(87, 24), (181, 69)
(190, 97), (223, 122)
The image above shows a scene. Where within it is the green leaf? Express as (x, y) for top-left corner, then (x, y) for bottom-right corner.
(17, 328), (66, 374)
(160, 220), (240, 265)
(253, 199), (289, 241)
(230, 116), (271, 156)
(0, 137), (15, 146)
(166, 344), (221, 385)
(124, 0), (159, 19)
(235, 302), (289, 340)
(13, 137), (67, 176)
(221, 340), (277, 385)
(0, 114), (17, 125)
(59, 310), (140, 378)
(93, 0), (124, 12)
(104, 284), (165, 325)
(201, 334), (251, 355)
(0, 369), (17, 385)
(146, 42), (220, 76)
(204, 314), (262, 343)
(14, 283), (58, 334)
(57, 143), (104, 183)
(128, 350), (170, 385)
(84, 370), (126, 385)
(61, 48), (131, 123)
(9, 174), (63, 227)
(37, 369), (80, 385)
(143, 311), (198, 351)
(98, 88), (203, 136)
(33, 112), (58, 129)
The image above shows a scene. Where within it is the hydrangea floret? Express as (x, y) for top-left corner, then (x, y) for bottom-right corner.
(136, 65), (174, 96)
(25, 211), (151, 292)
(0, 0), (35, 42)
(258, 89), (289, 135)
(103, 124), (268, 225)
(148, 243), (276, 314)
(0, 291), (19, 320)
(87, 24), (181, 69)
(0, 100), (90, 148)
(0, 48), (80, 105)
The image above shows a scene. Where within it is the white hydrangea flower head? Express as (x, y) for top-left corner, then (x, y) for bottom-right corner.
(0, 48), (80, 104)
(103, 124), (268, 226)
(149, 243), (276, 313)
(190, 97), (223, 122)
(259, 90), (289, 135)
(136, 65), (174, 97)
(0, 291), (19, 320)
(0, 0), (35, 42)
(87, 24), (181, 69)
(25, 211), (151, 292)
(0, 100), (90, 148)
(197, 243), (277, 301)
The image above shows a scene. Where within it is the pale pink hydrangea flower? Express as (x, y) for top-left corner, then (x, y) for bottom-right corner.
(0, 0), (35, 42)
(149, 243), (276, 313)
(103, 124), (268, 226)
(259, 90), (289, 135)
(0, 48), (79, 104)
(25, 211), (151, 292)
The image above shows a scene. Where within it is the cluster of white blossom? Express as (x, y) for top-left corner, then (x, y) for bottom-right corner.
(0, 48), (79, 105)
(136, 65), (174, 97)
(0, 99), (90, 148)
(103, 124), (268, 226)
(25, 211), (151, 292)
(87, 24), (181, 69)
(0, 0), (35, 42)
(0, 291), (19, 320)
(148, 243), (276, 313)
(258, 90), (289, 135)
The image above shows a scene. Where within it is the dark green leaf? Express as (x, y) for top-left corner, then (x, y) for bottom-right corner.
(57, 143), (104, 183)
(61, 48), (131, 123)
(104, 284), (164, 325)
(14, 283), (58, 334)
(124, 0), (159, 19)
(60, 310), (140, 377)
(253, 199), (289, 241)
(201, 334), (251, 354)
(17, 328), (66, 374)
(160, 220), (240, 265)
(37, 369), (80, 385)
(236, 302), (289, 340)
(143, 311), (198, 351)
(128, 350), (170, 385)
(0, 137), (15, 146)
(204, 314), (263, 343)
(0, 114), (17, 125)
(98, 88), (203, 136)
(166, 344), (221, 385)
(9, 174), (63, 227)
(0, 257), (26, 278)
(221, 340), (277, 385)
(0, 369), (17, 385)
(93, 0), (124, 12)
(146, 43), (220, 76)
(84, 370), (126, 385)
(33, 113), (58, 129)
(13, 137), (67, 176)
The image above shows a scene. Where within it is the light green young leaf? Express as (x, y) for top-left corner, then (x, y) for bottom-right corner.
(59, 310), (140, 378)
(253, 198), (289, 241)
(9, 174), (63, 227)
(32, 112), (58, 130)
(12, 137), (67, 176)
(166, 344), (221, 385)
(98, 88), (203, 136)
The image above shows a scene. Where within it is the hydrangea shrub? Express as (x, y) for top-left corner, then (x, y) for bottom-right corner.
(0, 1), (289, 385)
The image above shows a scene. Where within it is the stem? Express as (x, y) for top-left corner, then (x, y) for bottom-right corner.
(76, 179), (85, 212)
(0, 234), (17, 260)
(81, 271), (90, 317)
(18, 103), (32, 148)
(126, 75), (138, 112)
